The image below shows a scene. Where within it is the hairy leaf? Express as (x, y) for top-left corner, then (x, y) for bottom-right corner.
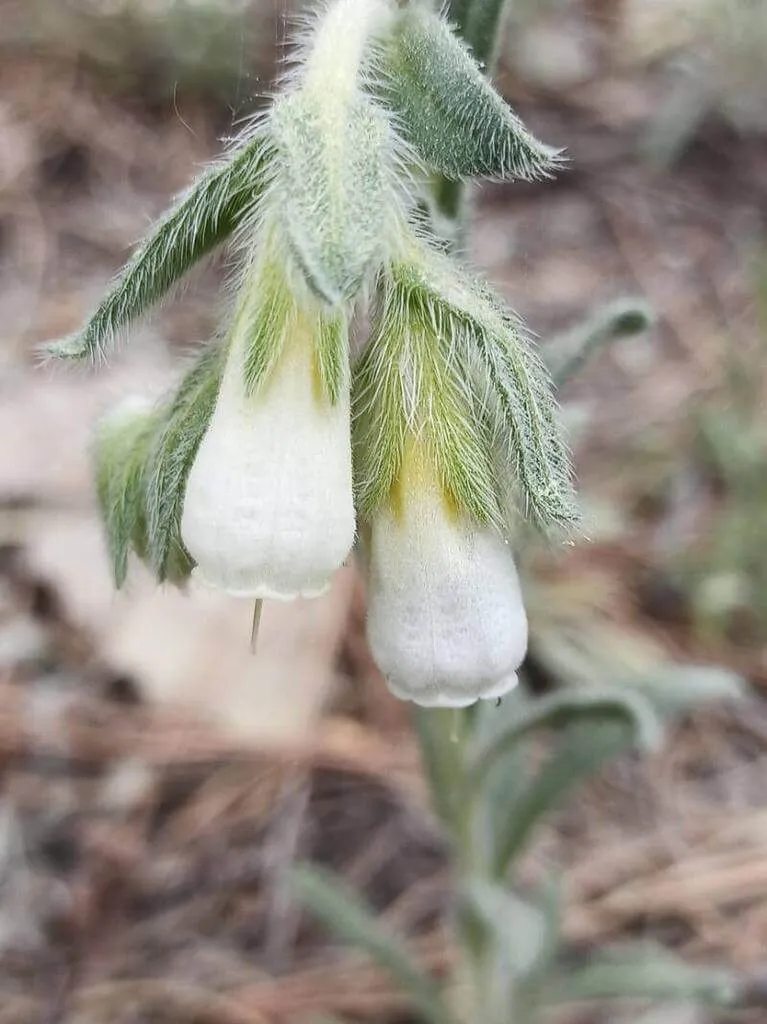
(381, 8), (562, 182)
(470, 688), (660, 786)
(270, 92), (389, 305)
(291, 866), (452, 1024)
(46, 129), (271, 362)
(549, 944), (738, 1008)
(547, 298), (654, 388)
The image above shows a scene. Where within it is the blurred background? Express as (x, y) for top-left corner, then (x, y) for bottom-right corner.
(1, 0), (767, 1020)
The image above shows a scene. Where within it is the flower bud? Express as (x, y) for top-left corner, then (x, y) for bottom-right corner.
(181, 308), (355, 599)
(365, 448), (527, 707)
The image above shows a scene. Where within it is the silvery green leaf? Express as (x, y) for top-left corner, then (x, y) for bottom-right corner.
(469, 690), (661, 872)
(145, 342), (226, 580)
(462, 880), (547, 979)
(291, 866), (453, 1024)
(549, 944), (738, 1008)
(622, 664), (745, 719)
(270, 93), (389, 305)
(493, 718), (637, 872)
(547, 298), (654, 388)
(470, 688), (661, 785)
(381, 8), (562, 181)
(46, 130), (272, 362)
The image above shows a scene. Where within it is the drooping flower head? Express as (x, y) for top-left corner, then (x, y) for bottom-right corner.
(365, 439), (528, 707)
(353, 243), (575, 706)
(180, 243), (355, 599)
(45, 0), (574, 707)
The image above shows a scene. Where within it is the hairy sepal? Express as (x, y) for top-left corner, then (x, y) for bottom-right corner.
(269, 92), (390, 306)
(93, 399), (159, 588)
(145, 343), (227, 580)
(46, 130), (272, 363)
(354, 242), (577, 534)
(381, 8), (562, 182)
(353, 263), (503, 529)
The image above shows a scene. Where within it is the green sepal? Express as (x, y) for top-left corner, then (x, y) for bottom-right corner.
(352, 261), (503, 529)
(145, 342), (226, 580)
(93, 400), (160, 588)
(381, 8), (562, 182)
(354, 239), (576, 535)
(315, 310), (349, 405)
(238, 260), (295, 397)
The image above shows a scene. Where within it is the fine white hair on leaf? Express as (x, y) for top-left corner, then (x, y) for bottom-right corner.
(377, 5), (564, 183)
(44, 121), (275, 365)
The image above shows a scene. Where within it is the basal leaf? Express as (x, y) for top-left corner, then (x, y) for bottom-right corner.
(292, 866), (453, 1024)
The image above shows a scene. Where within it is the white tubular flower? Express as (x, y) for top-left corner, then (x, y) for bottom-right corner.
(181, 312), (355, 600)
(366, 466), (528, 708)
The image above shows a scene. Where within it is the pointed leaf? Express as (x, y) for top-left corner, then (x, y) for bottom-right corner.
(45, 130), (271, 362)
(549, 944), (738, 1008)
(471, 688), (660, 780)
(462, 880), (547, 979)
(625, 663), (745, 719)
(291, 866), (452, 1024)
(547, 298), (654, 387)
(468, 689), (661, 871)
(492, 716), (642, 872)
(382, 8), (562, 181)
(145, 342), (226, 579)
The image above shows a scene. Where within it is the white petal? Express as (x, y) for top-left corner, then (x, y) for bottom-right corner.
(366, 482), (527, 707)
(181, 329), (355, 599)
